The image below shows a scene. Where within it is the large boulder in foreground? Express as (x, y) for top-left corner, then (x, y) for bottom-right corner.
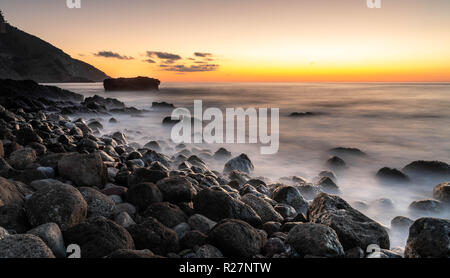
(286, 223), (344, 258)
(63, 216), (134, 258)
(25, 184), (87, 230)
(209, 219), (264, 258)
(57, 152), (107, 187)
(405, 218), (449, 258)
(193, 187), (262, 227)
(224, 154), (254, 174)
(307, 193), (390, 251)
(103, 76), (160, 91)
(0, 234), (55, 258)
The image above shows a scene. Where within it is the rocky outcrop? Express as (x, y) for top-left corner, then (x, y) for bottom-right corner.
(103, 77), (160, 91)
(404, 218), (449, 258)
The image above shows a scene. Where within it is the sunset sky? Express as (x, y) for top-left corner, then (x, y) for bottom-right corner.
(2, 0), (450, 82)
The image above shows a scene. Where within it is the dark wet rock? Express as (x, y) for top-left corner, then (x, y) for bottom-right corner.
(0, 177), (25, 206)
(0, 204), (30, 233)
(193, 187), (262, 227)
(371, 198), (395, 210)
(57, 152), (107, 187)
(316, 176), (341, 194)
(8, 148), (37, 170)
(127, 217), (179, 256)
(76, 138), (99, 152)
(262, 221), (281, 236)
(209, 219), (264, 258)
(115, 203), (137, 217)
(180, 230), (209, 249)
(391, 216), (414, 231)
(0, 140), (4, 158)
(241, 194), (283, 223)
(0, 234), (55, 258)
(228, 170), (250, 185)
(126, 182), (163, 211)
(25, 184), (87, 230)
(308, 193), (390, 250)
(109, 117), (118, 124)
(84, 95), (125, 110)
(289, 112), (321, 117)
(0, 226), (8, 240)
(173, 222), (190, 239)
(433, 182), (450, 203)
(274, 203), (297, 218)
(78, 187), (116, 218)
(63, 216), (135, 258)
(187, 214), (217, 234)
(162, 116), (180, 126)
(152, 102), (174, 109)
(0, 157), (17, 178)
(112, 132), (128, 145)
(286, 223), (344, 258)
(128, 168), (169, 185)
(263, 237), (286, 257)
(408, 199), (443, 215)
(317, 171), (337, 182)
(27, 223), (65, 258)
(15, 127), (43, 146)
(143, 141), (162, 151)
(213, 148), (232, 160)
(403, 160), (450, 182)
(114, 212), (136, 228)
(272, 185), (308, 214)
(101, 185), (128, 197)
(142, 150), (171, 168)
(104, 249), (163, 258)
(224, 154), (254, 174)
(29, 179), (65, 191)
(405, 217), (449, 258)
(195, 244), (224, 258)
(103, 77), (160, 91)
(156, 176), (196, 203)
(329, 147), (366, 157)
(142, 202), (188, 228)
(326, 156), (347, 171)
(376, 167), (411, 184)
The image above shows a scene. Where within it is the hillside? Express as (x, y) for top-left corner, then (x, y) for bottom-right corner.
(0, 20), (109, 83)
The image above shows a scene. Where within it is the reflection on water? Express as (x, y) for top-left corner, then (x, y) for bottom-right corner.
(50, 82), (450, 248)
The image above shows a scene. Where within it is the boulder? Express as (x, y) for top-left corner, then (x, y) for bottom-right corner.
(213, 148), (232, 160)
(433, 182), (450, 203)
(376, 167), (410, 184)
(195, 244), (224, 258)
(141, 202), (188, 228)
(224, 154), (254, 174)
(0, 177), (25, 206)
(272, 185), (308, 214)
(307, 193), (390, 251)
(29, 179), (66, 191)
(0, 204), (30, 233)
(193, 187), (262, 227)
(326, 156), (347, 170)
(126, 217), (179, 256)
(126, 182), (163, 211)
(408, 199), (443, 215)
(8, 148), (37, 170)
(209, 219), (264, 258)
(0, 140), (3, 157)
(241, 194), (283, 223)
(180, 230), (209, 249)
(286, 223), (344, 258)
(78, 187), (116, 218)
(15, 127), (43, 146)
(156, 177), (196, 203)
(263, 237), (286, 257)
(63, 216), (135, 258)
(25, 184), (87, 230)
(128, 168), (169, 185)
(391, 216), (414, 231)
(403, 160), (450, 182)
(316, 177), (341, 194)
(27, 223), (65, 258)
(57, 152), (107, 187)
(0, 234), (55, 258)
(114, 212), (136, 228)
(329, 147), (366, 157)
(187, 214), (217, 234)
(405, 217), (449, 258)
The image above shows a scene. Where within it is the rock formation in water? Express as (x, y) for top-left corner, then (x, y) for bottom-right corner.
(103, 77), (160, 91)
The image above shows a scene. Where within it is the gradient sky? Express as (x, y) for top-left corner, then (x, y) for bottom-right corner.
(1, 0), (450, 82)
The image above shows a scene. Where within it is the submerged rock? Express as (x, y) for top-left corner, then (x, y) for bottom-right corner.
(376, 167), (411, 184)
(272, 185), (308, 215)
(408, 199), (443, 215)
(103, 76), (160, 91)
(433, 182), (450, 203)
(403, 160), (450, 182)
(224, 154), (254, 174)
(329, 147), (366, 157)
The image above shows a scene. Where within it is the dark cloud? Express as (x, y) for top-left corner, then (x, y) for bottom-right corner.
(147, 51), (182, 60)
(144, 59), (156, 63)
(162, 64), (219, 72)
(94, 51), (134, 60)
(194, 52), (213, 58)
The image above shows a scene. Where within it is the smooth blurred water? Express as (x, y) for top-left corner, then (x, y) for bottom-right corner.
(49, 82), (450, 247)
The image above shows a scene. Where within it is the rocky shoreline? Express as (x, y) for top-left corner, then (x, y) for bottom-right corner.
(0, 80), (449, 258)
